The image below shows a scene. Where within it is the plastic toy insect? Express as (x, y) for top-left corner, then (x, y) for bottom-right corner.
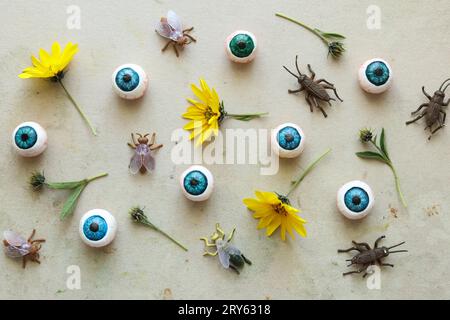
(338, 235), (407, 277)
(283, 55), (343, 118)
(406, 78), (449, 140)
(127, 133), (163, 174)
(155, 10), (196, 57)
(200, 224), (251, 275)
(3, 229), (45, 268)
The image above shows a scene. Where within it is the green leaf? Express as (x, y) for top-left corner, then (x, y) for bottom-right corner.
(380, 128), (389, 159)
(60, 184), (86, 220)
(47, 180), (84, 190)
(355, 151), (388, 163)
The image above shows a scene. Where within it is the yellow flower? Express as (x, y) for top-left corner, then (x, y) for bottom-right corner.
(19, 42), (78, 79)
(183, 79), (221, 146)
(243, 190), (307, 241)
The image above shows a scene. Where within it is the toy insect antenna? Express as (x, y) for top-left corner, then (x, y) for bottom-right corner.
(439, 78), (450, 91)
(283, 55), (303, 78)
(388, 241), (408, 254)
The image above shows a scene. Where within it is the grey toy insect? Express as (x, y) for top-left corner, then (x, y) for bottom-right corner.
(3, 229), (45, 269)
(283, 55), (343, 118)
(338, 235), (407, 277)
(200, 223), (252, 275)
(406, 78), (450, 140)
(127, 133), (163, 174)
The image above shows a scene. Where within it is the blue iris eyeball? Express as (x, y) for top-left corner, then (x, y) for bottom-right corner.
(358, 58), (393, 94)
(337, 181), (375, 220)
(12, 121), (48, 157)
(225, 30), (257, 63)
(112, 64), (148, 100)
(180, 165), (214, 202)
(271, 123), (306, 158)
(79, 209), (117, 247)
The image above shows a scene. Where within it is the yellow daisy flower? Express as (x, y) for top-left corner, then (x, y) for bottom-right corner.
(243, 191), (307, 241)
(183, 79), (222, 146)
(19, 42), (78, 79)
(18, 41), (96, 136)
(243, 149), (331, 241)
(183, 79), (268, 146)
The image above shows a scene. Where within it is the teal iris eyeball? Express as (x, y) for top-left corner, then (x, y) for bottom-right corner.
(225, 30), (257, 63)
(79, 209), (117, 247)
(112, 64), (148, 100)
(271, 123), (306, 158)
(180, 165), (214, 202)
(12, 121), (48, 157)
(337, 181), (374, 220)
(358, 58), (393, 94)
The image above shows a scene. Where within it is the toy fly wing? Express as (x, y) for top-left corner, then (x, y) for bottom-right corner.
(155, 10), (182, 41)
(3, 231), (29, 258)
(142, 151), (155, 172)
(129, 145), (155, 174)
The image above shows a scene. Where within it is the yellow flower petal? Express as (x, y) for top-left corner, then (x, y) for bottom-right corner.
(266, 215), (281, 236)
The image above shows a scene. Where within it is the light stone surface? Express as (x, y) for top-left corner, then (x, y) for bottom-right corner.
(0, 0), (449, 300)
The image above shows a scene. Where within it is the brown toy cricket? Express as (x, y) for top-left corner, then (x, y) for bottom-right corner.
(155, 10), (196, 57)
(338, 235), (407, 277)
(128, 133), (163, 174)
(406, 78), (449, 140)
(283, 55), (343, 118)
(3, 229), (45, 268)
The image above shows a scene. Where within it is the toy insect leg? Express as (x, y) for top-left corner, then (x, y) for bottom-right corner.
(200, 237), (216, 247)
(161, 40), (172, 52)
(128, 143), (136, 149)
(28, 229), (36, 242)
(338, 247), (362, 253)
(412, 103), (428, 114)
(173, 44), (179, 57)
(131, 133), (138, 145)
(184, 34), (197, 43)
(203, 250), (218, 257)
(227, 227), (236, 242)
(183, 27), (194, 33)
(229, 265), (240, 275)
(322, 84), (343, 102)
(406, 112), (426, 125)
(307, 64), (315, 79)
(343, 264), (369, 276)
(441, 110), (447, 124)
(22, 256), (27, 268)
(313, 97), (328, 118)
(215, 224), (225, 238)
(241, 254), (252, 265)
(442, 99), (450, 106)
(352, 241), (371, 251)
(31, 239), (45, 244)
(374, 235), (386, 248)
(305, 94), (314, 113)
(429, 124), (445, 139)
(288, 87), (304, 94)
(150, 144), (163, 151)
(378, 259), (394, 268)
(422, 86), (432, 100)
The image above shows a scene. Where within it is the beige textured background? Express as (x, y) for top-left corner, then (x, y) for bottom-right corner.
(0, 0), (449, 299)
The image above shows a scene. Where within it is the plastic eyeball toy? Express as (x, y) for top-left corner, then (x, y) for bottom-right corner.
(271, 123), (306, 158)
(12, 121), (48, 157)
(225, 30), (257, 63)
(112, 64), (148, 100)
(180, 165), (214, 202)
(337, 181), (375, 220)
(79, 209), (117, 248)
(358, 58), (393, 94)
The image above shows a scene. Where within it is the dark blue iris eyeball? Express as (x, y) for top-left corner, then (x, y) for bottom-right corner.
(15, 126), (37, 149)
(180, 166), (214, 201)
(359, 58), (393, 94)
(337, 181), (374, 220)
(79, 209), (117, 247)
(115, 68), (140, 92)
(112, 64), (148, 100)
(83, 215), (108, 241)
(272, 123), (306, 158)
(12, 121), (48, 157)
(184, 171), (208, 196)
(344, 187), (369, 212)
(277, 126), (301, 150)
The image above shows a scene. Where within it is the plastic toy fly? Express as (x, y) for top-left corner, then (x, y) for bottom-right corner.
(128, 133), (163, 174)
(3, 229), (45, 268)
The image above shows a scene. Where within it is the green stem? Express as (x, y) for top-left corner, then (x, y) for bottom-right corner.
(143, 221), (188, 252)
(86, 173), (108, 184)
(388, 164), (408, 208)
(370, 140), (388, 161)
(287, 148), (331, 197)
(225, 112), (269, 121)
(275, 13), (328, 44)
(58, 79), (97, 136)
